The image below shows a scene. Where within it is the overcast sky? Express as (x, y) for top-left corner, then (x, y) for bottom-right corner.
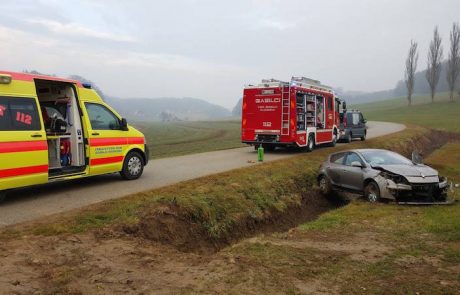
(1, 0), (459, 108)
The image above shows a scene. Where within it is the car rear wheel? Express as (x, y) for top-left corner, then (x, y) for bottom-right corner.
(306, 134), (315, 152)
(361, 131), (366, 141)
(120, 151), (144, 180)
(364, 181), (381, 203)
(318, 175), (332, 195)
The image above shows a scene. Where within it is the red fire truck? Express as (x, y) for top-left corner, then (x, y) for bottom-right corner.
(241, 77), (346, 151)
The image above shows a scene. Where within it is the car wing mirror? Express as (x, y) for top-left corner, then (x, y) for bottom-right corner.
(351, 161), (364, 168)
(121, 118), (129, 131)
(411, 151), (423, 164)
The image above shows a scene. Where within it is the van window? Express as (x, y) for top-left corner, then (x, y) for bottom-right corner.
(348, 113), (360, 125)
(0, 97), (41, 131)
(85, 103), (121, 130)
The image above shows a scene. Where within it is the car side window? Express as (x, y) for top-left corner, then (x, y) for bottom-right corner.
(0, 96), (41, 131)
(330, 152), (346, 165)
(345, 152), (362, 166)
(85, 103), (121, 130)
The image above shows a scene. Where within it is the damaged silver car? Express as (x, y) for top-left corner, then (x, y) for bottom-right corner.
(317, 149), (450, 204)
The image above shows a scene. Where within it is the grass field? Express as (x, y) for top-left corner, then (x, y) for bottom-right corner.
(131, 120), (244, 159)
(353, 92), (460, 133)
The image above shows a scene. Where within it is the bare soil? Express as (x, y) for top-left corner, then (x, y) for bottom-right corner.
(1, 129), (459, 294)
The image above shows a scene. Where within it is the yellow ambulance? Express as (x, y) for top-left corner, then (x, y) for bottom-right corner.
(0, 71), (149, 201)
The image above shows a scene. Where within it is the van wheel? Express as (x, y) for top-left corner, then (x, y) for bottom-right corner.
(120, 151), (144, 180)
(346, 132), (352, 143)
(361, 131), (366, 141)
(364, 181), (381, 203)
(306, 135), (315, 152)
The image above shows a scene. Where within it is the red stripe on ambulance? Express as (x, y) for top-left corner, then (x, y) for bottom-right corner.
(0, 164), (48, 179)
(0, 141), (48, 153)
(90, 156), (124, 166)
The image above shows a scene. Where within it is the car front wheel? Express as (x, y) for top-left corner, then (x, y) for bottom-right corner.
(120, 151), (145, 180)
(364, 181), (381, 203)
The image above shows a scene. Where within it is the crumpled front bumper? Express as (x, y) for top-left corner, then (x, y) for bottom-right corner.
(375, 175), (450, 202)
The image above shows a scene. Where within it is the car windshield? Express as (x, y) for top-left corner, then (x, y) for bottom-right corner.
(360, 150), (413, 166)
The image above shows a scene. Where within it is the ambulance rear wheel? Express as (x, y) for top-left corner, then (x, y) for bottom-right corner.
(0, 191), (6, 203)
(306, 135), (315, 152)
(120, 151), (144, 180)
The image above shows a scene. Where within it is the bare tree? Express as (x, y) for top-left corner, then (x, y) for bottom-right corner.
(426, 27), (443, 102)
(447, 22), (460, 102)
(405, 40), (418, 106)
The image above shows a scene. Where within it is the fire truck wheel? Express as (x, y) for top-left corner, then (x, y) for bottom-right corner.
(120, 151), (145, 180)
(361, 131), (366, 141)
(330, 130), (338, 147)
(306, 135), (315, 152)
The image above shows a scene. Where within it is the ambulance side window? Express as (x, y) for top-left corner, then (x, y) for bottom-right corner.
(0, 97), (41, 131)
(85, 103), (121, 130)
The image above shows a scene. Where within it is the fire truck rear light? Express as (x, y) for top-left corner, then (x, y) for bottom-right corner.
(0, 74), (12, 84)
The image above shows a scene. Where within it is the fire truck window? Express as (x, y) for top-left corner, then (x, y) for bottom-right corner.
(85, 103), (121, 130)
(0, 97), (41, 131)
(327, 97), (333, 111)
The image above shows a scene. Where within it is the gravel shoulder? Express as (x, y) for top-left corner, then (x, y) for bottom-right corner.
(0, 121), (405, 226)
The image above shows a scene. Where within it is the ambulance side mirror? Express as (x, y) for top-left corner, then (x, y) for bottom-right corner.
(121, 118), (129, 131)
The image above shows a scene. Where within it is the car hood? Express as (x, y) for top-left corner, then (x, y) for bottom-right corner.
(375, 164), (438, 177)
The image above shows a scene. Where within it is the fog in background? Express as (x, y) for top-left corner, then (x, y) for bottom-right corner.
(1, 0), (459, 108)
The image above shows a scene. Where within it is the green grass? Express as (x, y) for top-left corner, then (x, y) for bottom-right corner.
(353, 92), (460, 133)
(131, 120), (245, 159)
(5, 125), (434, 239)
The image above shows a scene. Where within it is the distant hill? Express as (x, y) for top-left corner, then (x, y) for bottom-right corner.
(105, 96), (231, 122)
(232, 98), (242, 117)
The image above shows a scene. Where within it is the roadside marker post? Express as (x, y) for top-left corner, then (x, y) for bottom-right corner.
(258, 146), (264, 162)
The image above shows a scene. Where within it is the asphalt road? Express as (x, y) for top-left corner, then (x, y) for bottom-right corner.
(0, 121), (405, 226)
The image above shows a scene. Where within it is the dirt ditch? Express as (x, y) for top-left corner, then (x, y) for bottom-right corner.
(116, 129), (459, 254)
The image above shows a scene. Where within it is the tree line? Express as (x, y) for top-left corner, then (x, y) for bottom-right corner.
(405, 23), (460, 105)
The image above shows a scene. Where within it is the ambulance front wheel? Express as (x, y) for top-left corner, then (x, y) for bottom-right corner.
(120, 151), (145, 180)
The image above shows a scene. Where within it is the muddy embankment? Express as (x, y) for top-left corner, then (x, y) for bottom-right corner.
(118, 129), (458, 254)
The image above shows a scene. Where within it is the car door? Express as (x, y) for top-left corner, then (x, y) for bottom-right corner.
(326, 152), (347, 186)
(0, 96), (48, 191)
(82, 102), (127, 176)
(341, 152), (365, 191)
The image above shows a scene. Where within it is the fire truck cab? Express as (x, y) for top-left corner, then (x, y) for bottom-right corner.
(241, 77), (345, 151)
